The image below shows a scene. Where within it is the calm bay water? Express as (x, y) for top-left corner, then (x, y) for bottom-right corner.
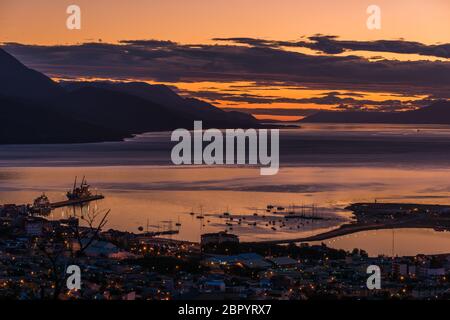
(2, 123), (450, 256)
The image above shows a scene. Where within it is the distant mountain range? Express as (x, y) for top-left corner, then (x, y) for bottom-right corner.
(302, 100), (450, 124)
(0, 48), (260, 144)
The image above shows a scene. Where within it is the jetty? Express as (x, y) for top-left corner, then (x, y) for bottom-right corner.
(31, 177), (105, 211)
(50, 194), (105, 208)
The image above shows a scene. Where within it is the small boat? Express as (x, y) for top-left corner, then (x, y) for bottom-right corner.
(196, 206), (205, 219)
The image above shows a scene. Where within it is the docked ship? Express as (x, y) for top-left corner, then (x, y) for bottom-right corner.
(52, 176), (105, 207)
(67, 176), (104, 200)
(67, 176), (96, 200)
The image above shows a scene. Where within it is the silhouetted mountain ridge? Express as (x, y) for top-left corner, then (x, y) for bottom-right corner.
(58, 86), (193, 133)
(0, 49), (63, 102)
(61, 81), (260, 128)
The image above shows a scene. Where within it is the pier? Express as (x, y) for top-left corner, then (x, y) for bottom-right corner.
(50, 195), (105, 208)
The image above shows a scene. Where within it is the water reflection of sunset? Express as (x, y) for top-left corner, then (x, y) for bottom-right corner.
(2, 158), (450, 255)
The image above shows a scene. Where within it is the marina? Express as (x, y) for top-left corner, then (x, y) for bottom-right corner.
(244, 201), (450, 245)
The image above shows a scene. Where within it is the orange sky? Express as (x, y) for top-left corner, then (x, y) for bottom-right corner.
(1, 0), (449, 45)
(1, 0), (449, 120)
